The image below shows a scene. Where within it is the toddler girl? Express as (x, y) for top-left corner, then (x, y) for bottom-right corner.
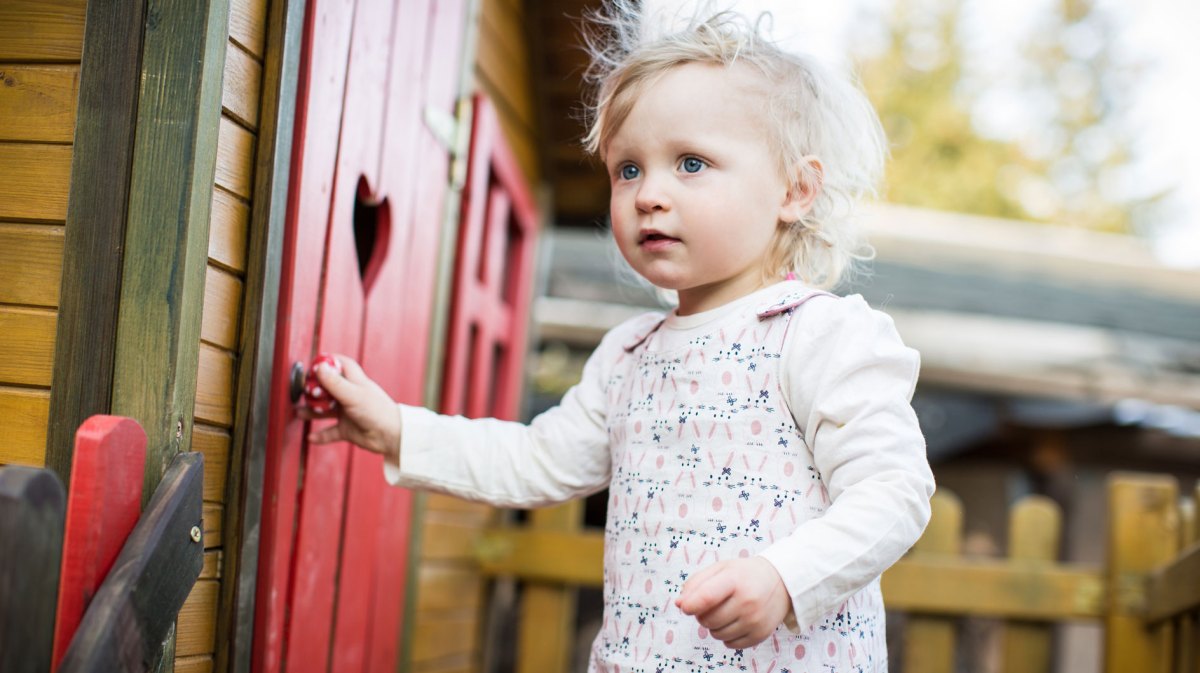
(307, 6), (934, 672)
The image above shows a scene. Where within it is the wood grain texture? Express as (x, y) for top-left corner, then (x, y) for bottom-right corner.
(209, 187), (250, 274)
(0, 306), (56, 387)
(175, 655), (214, 673)
(214, 0), (306, 669)
(110, 0), (230, 500)
(0, 64), (80, 142)
(177, 579), (219, 657)
(57, 453), (205, 672)
(0, 466), (65, 673)
(1106, 475), (1178, 673)
(1001, 496), (1060, 673)
(421, 518), (487, 562)
(222, 41), (261, 130)
(411, 612), (480, 664)
(201, 264), (243, 350)
(203, 502), (223, 549)
(44, 0), (147, 482)
(195, 343), (235, 429)
(416, 566), (486, 614)
(228, 0), (267, 59)
(216, 114), (256, 199)
(0, 0), (86, 62)
(201, 550), (222, 580)
(0, 223), (63, 307)
(0, 386), (50, 467)
(0, 143), (72, 222)
(191, 423), (230, 503)
(52, 415), (147, 670)
(516, 502), (581, 673)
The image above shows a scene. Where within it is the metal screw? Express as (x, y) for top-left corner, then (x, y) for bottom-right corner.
(190, 526), (202, 543)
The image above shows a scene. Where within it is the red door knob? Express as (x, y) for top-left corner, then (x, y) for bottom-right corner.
(303, 354), (343, 414)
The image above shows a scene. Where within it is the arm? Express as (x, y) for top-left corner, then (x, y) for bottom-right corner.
(756, 294), (935, 631)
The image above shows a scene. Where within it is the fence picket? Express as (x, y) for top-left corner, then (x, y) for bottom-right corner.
(1002, 495), (1060, 673)
(1106, 474), (1176, 673)
(1177, 492), (1196, 673)
(902, 491), (962, 673)
(52, 415), (147, 669)
(0, 466), (66, 673)
(515, 501), (582, 673)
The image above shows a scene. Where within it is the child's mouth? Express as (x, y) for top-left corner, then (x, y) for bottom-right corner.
(640, 232), (680, 250)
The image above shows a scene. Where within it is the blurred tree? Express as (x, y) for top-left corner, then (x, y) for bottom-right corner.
(857, 0), (1143, 232)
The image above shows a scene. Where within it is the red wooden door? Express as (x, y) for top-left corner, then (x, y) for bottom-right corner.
(253, 0), (468, 671)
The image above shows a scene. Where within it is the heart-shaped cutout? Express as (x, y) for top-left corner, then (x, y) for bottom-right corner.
(353, 175), (390, 293)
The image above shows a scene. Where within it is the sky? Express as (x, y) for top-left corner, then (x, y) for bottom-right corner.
(648, 0), (1200, 267)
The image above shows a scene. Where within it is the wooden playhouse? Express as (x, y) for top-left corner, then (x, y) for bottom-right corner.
(2, 1), (1200, 672)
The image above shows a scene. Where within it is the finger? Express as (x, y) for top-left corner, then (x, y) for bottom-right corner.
(708, 617), (744, 642)
(314, 360), (356, 401)
(675, 561), (727, 609)
(331, 354), (368, 383)
(694, 596), (740, 631)
(307, 423), (345, 445)
(678, 569), (737, 616)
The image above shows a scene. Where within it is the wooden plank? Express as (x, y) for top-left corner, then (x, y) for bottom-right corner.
(203, 501), (223, 549)
(215, 114), (256, 199)
(1173, 491), (1197, 673)
(228, 0), (267, 59)
(214, 0), (306, 669)
(0, 143), (72, 222)
(177, 579), (219, 657)
(423, 517), (491, 562)
(1001, 495), (1061, 673)
(0, 306), (56, 387)
(474, 14), (533, 130)
(516, 503), (581, 673)
(201, 264), (243, 350)
(425, 491), (494, 520)
(411, 613), (480, 664)
(1146, 543), (1200, 622)
(201, 550), (222, 580)
(0, 223), (64, 307)
(52, 416), (147, 670)
(1106, 474), (1177, 673)
(0, 386), (51, 467)
(0, 0), (86, 62)
(175, 655), (214, 673)
(195, 343), (235, 428)
(476, 527), (604, 585)
(45, 0), (148, 482)
(191, 424), (230, 503)
(416, 565), (486, 614)
(209, 187), (250, 274)
(58, 453), (205, 672)
(0, 466), (65, 673)
(0, 64), (80, 142)
(222, 41), (261, 130)
(901, 492), (961, 673)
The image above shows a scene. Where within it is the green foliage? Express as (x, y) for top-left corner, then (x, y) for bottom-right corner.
(857, 0), (1143, 232)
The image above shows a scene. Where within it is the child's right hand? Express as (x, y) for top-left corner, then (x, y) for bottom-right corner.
(300, 355), (401, 463)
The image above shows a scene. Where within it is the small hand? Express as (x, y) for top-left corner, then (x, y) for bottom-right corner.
(299, 355), (401, 463)
(676, 557), (791, 650)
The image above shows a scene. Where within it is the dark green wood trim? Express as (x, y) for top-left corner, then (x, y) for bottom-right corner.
(109, 0), (231, 500)
(46, 0), (149, 484)
(216, 0), (306, 670)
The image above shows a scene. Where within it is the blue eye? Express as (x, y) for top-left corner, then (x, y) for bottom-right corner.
(620, 164), (640, 180)
(681, 157), (705, 173)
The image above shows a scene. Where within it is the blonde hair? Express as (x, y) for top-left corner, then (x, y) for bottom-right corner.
(582, 2), (886, 290)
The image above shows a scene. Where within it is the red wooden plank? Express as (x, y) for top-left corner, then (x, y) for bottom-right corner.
(253, 0), (356, 670)
(52, 415), (146, 671)
(442, 96), (539, 422)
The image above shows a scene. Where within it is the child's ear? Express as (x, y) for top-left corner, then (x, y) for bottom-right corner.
(779, 157), (823, 223)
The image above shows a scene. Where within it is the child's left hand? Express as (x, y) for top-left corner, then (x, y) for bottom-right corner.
(676, 557), (791, 650)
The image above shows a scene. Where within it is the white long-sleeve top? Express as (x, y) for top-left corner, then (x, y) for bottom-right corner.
(387, 281), (934, 653)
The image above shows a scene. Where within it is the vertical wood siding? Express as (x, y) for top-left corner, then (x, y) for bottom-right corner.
(0, 0), (85, 468)
(177, 0), (269, 668)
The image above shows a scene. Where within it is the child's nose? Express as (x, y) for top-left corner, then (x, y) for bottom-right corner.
(634, 174), (670, 213)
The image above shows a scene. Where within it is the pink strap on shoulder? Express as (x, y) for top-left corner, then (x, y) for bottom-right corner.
(756, 289), (835, 319)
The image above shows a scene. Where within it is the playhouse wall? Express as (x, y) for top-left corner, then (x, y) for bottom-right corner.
(0, 0), (84, 469)
(177, 0), (272, 671)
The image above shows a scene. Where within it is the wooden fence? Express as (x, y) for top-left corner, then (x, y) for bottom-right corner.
(0, 416), (203, 672)
(476, 473), (1200, 673)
